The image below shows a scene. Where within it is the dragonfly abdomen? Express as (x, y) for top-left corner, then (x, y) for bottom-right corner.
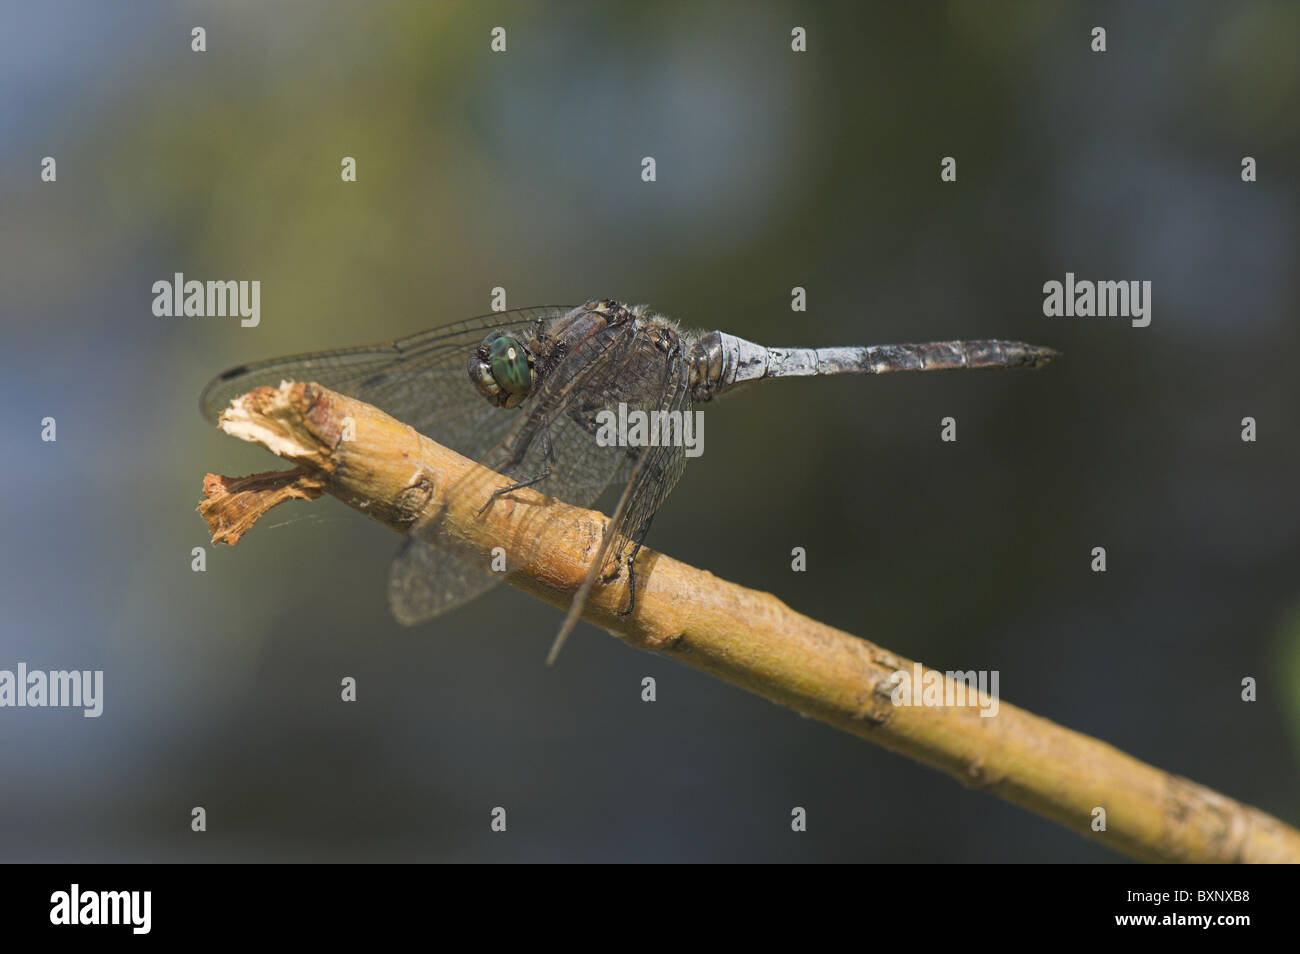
(691, 333), (1058, 398)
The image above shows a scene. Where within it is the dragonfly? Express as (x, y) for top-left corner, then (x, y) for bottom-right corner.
(201, 299), (1057, 663)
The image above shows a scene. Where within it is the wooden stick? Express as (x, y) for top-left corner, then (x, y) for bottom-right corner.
(198, 381), (1300, 863)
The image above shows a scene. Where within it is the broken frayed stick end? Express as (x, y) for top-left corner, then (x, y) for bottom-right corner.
(215, 382), (342, 458)
(198, 383), (349, 544)
(198, 468), (326, 545)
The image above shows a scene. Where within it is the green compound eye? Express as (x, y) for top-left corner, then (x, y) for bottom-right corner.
(487, 334), (533, 400)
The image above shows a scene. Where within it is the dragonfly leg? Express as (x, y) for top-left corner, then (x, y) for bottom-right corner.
(476, 468), (554, 515)
(476, 425), (556, 515)
(617, 544), (643, 617)
(616, 512), (656, 617)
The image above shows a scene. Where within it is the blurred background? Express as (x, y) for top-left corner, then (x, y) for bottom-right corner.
(1, 0), (1297, 862)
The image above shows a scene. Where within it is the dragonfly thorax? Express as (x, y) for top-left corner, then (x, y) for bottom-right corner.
(468, 331), (536, 409)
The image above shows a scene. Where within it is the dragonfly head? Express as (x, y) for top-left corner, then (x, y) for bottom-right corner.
(469, 332), (536, 409)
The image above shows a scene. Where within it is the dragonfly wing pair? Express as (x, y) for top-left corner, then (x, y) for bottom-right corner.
(202, 299), (1058, 662)
(200, 304), (691, 637)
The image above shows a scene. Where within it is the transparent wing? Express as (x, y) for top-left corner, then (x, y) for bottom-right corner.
(543, 335), (694, 662)
(198, 306), (574, 462)
(493, 317), (693, 576)
(389, 315), (654, 625)
(608, 349), (692, 570)
(387, 532), (505, 625)
(202, 305), (582, 625)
